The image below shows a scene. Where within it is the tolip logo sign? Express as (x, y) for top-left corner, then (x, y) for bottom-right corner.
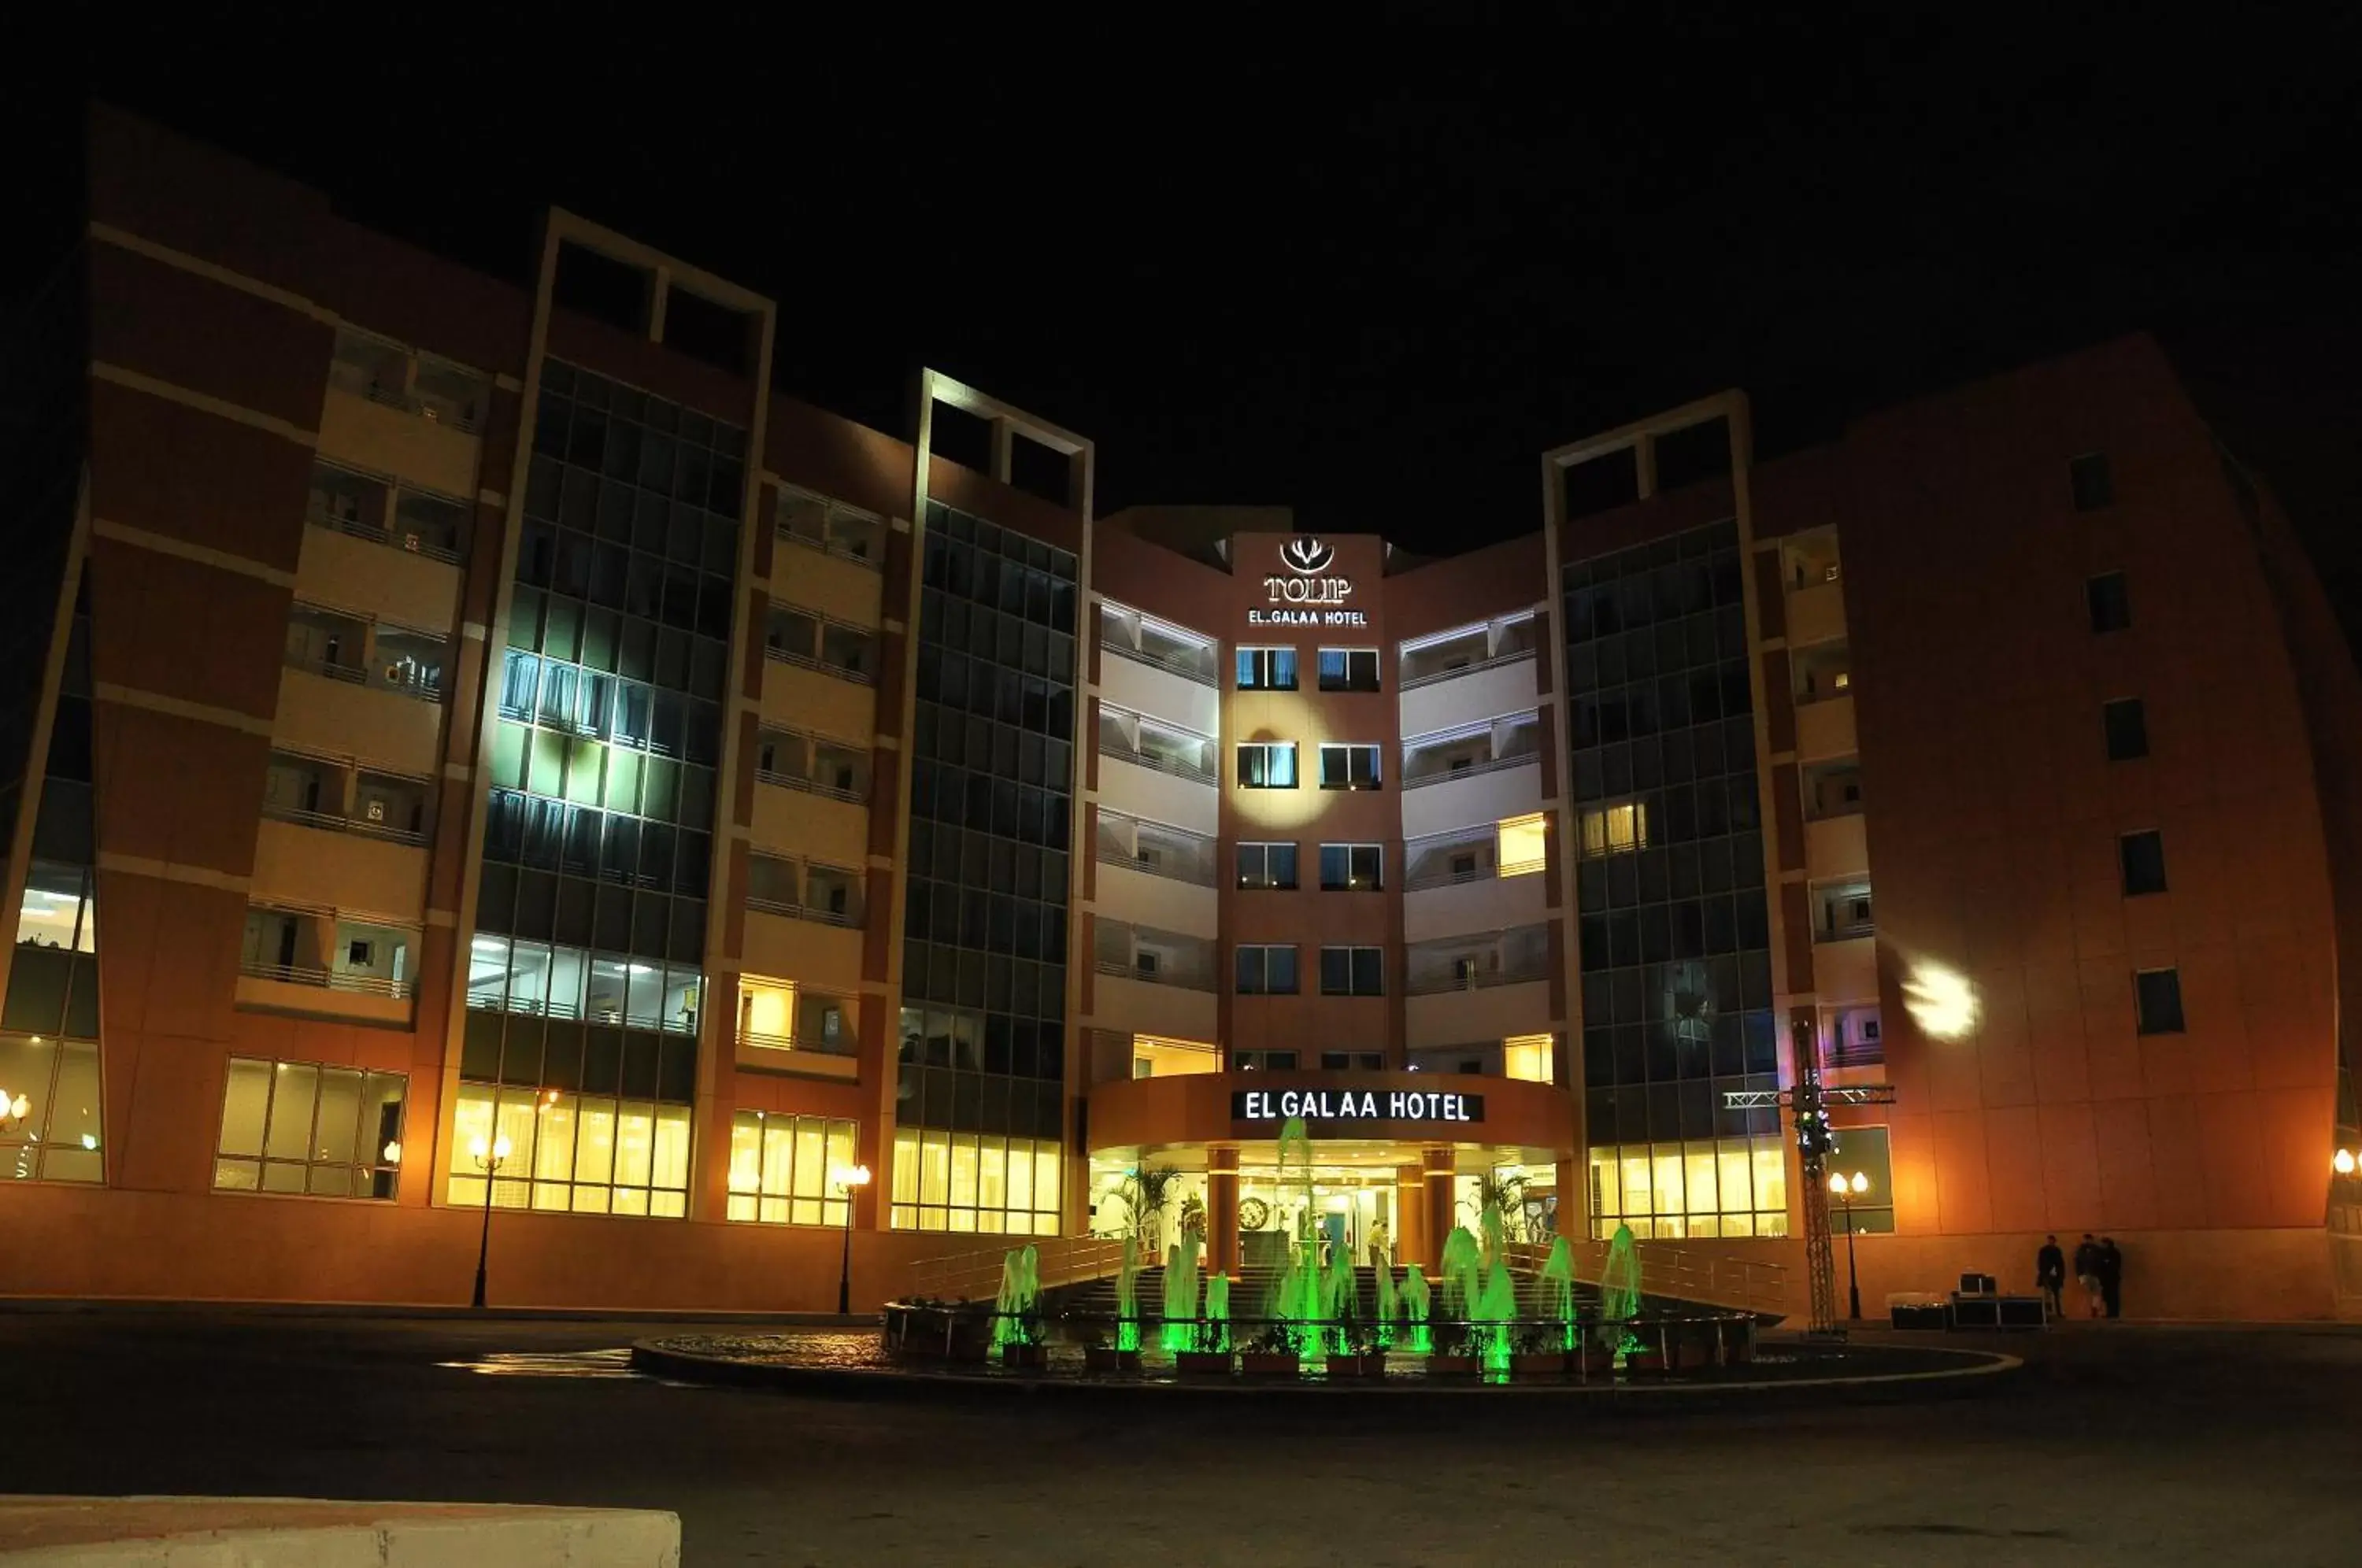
(1280, 538), (1336, 575)
(1253, 538), (1367, 627)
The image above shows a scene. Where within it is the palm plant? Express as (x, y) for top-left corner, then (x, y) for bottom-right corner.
(1468, 1169), (1530, 1241)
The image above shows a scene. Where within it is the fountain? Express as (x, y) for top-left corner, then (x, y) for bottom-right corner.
(1472, 1255), (1519, 1374)
(1373, 1262), (1398, 1349)
(991, 1243), (1042, 1352)
(1597, 1222), (1644, 1357)
(1114, 1235), (1142, 1352)
(1400, 1264), (1433, 1354)
(1256, 1117), (1324, 1359)
(1201, 1270), (1232, 1352)
(1438, 1225), (1482, 1322)
(1161, 1234), (1202, 1352)
(1540, 1234), (1578, 1351)
(1321, 1239), (1359, 1355)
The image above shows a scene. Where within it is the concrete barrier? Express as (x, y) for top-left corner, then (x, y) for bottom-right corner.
(0, 1497), (679, 1566)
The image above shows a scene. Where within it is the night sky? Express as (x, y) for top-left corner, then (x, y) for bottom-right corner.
(16, 23), (2361, 577)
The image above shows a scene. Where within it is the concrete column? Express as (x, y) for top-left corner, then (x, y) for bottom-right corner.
(1206, 1145), (1241, 1277)
(1423, 1145), (1457, 1259)
(1395, 1163), (1428, 1268)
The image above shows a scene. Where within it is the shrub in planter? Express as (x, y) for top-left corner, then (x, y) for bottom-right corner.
(1000, 1341), (1049, 1370)
(1425, 1323), (1481, 1377)
(1510, 1325), (1568, 1378)
(1176, 1349), (1237, 1375)
(1080, 1329), (1142, 1373)
(1240, 1322), (1305, 1376)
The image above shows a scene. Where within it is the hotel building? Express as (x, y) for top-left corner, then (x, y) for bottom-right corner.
(2, 108), (2355, 1320)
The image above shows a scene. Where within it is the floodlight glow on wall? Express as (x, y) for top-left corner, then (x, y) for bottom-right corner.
(1902, 963), (1979, 1041)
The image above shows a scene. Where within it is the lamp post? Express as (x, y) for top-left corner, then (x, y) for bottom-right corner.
(2335, 1147), (2358, 1177)
(1828, 1170), (1868, 1322)
(468, 1132), (513, 1311)
(0, 1089), (27, 1133)
(832, 1163), (872, 1316)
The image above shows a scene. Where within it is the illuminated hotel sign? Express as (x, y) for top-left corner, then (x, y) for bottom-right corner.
(1249, 536), (1368, 627)
(1233, 1088), (1485, 1126)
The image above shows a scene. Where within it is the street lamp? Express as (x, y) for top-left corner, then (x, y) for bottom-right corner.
(832, 1163), (872, 1316)
(0, 1089), (28, 1133)
(468, 1131), (513, 1311)
(1828, 1170), (1868, 1322)
(2335, 1148), (2357, 1177)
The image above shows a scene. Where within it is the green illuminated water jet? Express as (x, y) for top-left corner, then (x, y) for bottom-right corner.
(1374, 1261), (1398, 1349)
(1400, 1264), (1432, 1354)
(1257, 1117), (1324, 1360)
(1161, 1233), (1201, 1352)
(1114, 1234), (1142, 1352)
(1597, 1222), (1644, 1358)
(992, 1243), (1041, 1351)
(1201, 1270), (1232, 1352)
(1541, 1234), (1578, 1351)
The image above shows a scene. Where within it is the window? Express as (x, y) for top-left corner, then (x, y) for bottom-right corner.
(1235, 944), (1300, 995)
(1236, 841), (1299, 890)
(2135, 967), (2185, 1035)
(1319, 843), (1383, 890)
(1320, 1051), (1350, 1070)
(1319, 945), (1383, 997)
(447, 1083), (693, 1216)
(1825, 1126), (1896, 1235)
(2103, 697), (2149, 761)
(1236, 742), (1298, 789)
(1231, 1050), (1300, 1071)
(1318, 743), (1381, 790)
(1317, 648), (1380, 692)
(1586, 1134), (1791, 1241)
(2070, 452), (2113, 512)
(725, 1111), (857, 1224)
(2120, 830), (2168, 896)
(1235, 647), (1298, 691)
(214, 1058), (407, 1199)
(0, 1034), (103, 1182)
(2087, 571), (2131, 633)
(1503, 1034), (1554, 1083)
(887, 1127), (1062, 1235)
(1579, 801), (1647, 857)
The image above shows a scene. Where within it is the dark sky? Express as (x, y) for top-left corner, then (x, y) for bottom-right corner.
(20, 19), (2362, 561)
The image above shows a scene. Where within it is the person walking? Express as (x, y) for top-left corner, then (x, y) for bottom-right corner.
(2098, 1237), (2123, 1320)
(2073, 1233), (2104, 1319)
(2035, 1234), (2067, 1318)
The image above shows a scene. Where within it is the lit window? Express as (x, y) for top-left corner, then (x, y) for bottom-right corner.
(888, 1128), (1061, 1234)
(1579, 801), (1647, 857)
(0, 1034), (104, 1183)
(1502, 1034), (1554, 1083)
(725, 1111), (858, 1225)
(1236, 743), (1298, 789)
(1587, 1137), (1790, 1240)
(1236, 841), (1299, 889)
(444, 1084), (691, 1216)
(214, 1057), (406, 1199)
(1235, 647), (1298, 691)
(1316, 648), (1380, 692)
(1496, 814), (1548, 875)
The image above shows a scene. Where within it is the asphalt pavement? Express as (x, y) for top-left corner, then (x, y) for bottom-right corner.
(2, 1312), (2356, 1566)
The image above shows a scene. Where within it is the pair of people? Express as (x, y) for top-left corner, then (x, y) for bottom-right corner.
(2037, 1233), (2123, 1318)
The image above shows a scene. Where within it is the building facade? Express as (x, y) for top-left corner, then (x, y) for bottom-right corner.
(2, 109), (2356, 1320)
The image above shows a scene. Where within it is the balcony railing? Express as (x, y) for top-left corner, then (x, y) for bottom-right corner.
(779, 520), (884, 571)
(1404, 963), (1551, 997)
(1400, 749), (1541, 790)
(1402, 856), (1548, 893)
(261, 801), (429, 848)
(746, 893), (861, 929)
(739, 1027), (859, 1058)
(1098, 741), (1217, 786)
(1095, 958), (1216, 992)
(305, 503), (467, 568)
(331, 361), (487, 435)
(755, 767), (867, 805)
(1094, 844), (1218, 888)
(1398, 646), (1536, 693)
(1099, 636), (1219, 688)
(239, 960), (413, 1000)
(764, 642), (876, 686)
(283, 653), (444, 705)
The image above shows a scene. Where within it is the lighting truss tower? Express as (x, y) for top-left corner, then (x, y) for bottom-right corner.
(1723, 1017), (1894, 1335)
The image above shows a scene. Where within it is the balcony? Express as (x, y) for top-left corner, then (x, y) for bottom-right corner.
(1094, 811), (1218, 936)
(776, 490), (886, 627)
(765, 607), (876, 686)
(736, 977), (861, 1082)
(1398, 617), (1540, 739)
(1405, 978), (1553, 1049)
(1403, 861), (1549, 944)
(1795, 693), (1857, 763)
(1398, 722), (1544, 840)
(1097, 709), (1219, 834)
(777, 489), (885, 568)
(318, 331), (485, 499)
(236, 908), (418, 1026)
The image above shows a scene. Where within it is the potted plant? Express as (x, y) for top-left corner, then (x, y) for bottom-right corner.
(1176, 1314), (1235, 1376)
(1425, 1321), (1480, 1378)
(1578, 1326), (1616, 1378)
(1510, 1323), (1569, 1378)
(1327, 1311), (1385, 1379)
(1080, 1322), (1142, 1374)
(998, 1300), (1048, 1370)
(1622, 1325), (1668, 1374)
(1240, 1322), (1304, 1377)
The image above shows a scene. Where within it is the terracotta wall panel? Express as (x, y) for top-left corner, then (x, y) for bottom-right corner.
(88, 381), (314, 572)
(89, 242), (331, 430)
(88, 538), (289, 719)
(91, 703), (269, 878)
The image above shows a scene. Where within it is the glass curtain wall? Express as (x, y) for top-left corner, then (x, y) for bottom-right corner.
(895, 501), (1079, 1233)
(451, 360), (742, 1210)
(1564, 519), (1785, 1237)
